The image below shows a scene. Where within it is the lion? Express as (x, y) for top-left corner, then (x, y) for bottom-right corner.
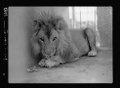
(27, 12), (98, 72)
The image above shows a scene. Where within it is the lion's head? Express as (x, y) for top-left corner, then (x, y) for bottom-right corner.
(31, 12), (70, 59)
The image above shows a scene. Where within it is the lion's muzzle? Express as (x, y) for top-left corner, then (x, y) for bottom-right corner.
(44, 45), (56, 58)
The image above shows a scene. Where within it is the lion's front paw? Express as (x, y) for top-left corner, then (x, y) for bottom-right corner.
(38, 59), (46, 67)
(45, 59), (57, 68)
(88, 50), (97, 57)
(38, 58), (56, 68)
(38, 56), (61, 68)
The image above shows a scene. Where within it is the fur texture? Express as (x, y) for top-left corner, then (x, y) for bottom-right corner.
(30, 12), (97, 68)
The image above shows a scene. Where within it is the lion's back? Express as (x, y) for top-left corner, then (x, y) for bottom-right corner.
(69, 29), (89, 55)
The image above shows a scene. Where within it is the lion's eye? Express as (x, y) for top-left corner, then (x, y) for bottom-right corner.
(53, 37), (57, 41)
(39, 37), (44, 42)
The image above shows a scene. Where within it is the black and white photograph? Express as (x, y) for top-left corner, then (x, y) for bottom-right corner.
(8, 7), (112, 83)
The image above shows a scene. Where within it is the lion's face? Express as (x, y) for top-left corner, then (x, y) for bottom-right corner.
(32, 12), (69, 59)
(37, 26), (60, 58)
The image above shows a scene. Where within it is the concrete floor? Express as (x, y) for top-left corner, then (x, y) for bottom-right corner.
(9, 49), (112, 83)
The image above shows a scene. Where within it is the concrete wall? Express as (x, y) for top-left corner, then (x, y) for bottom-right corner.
(97, 7), (112, 49)
(9, 7), (36, 82)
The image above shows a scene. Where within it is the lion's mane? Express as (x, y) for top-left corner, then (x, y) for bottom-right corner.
(31, 11), (79, 62)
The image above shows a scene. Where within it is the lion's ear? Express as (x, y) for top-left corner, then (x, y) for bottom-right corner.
(33, 20), (44, 33)
(33, 20), (40, 32)
(57, 20), (64, 30)
(56, 19), (68, 31)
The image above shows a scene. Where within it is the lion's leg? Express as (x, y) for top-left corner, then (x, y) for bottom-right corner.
(38, 56), (64, 68)
(84, 28), (97, 56)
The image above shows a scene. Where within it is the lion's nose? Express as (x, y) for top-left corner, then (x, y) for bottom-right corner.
(45, 47), (54, 56)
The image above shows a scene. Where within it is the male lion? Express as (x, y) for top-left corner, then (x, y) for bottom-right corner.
(27, 12), (98, 72)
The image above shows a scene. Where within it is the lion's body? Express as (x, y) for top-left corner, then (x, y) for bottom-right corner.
(60, 29), (89, 62)
(70, 29), (90, 55)
(30, 12), (97, 69)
